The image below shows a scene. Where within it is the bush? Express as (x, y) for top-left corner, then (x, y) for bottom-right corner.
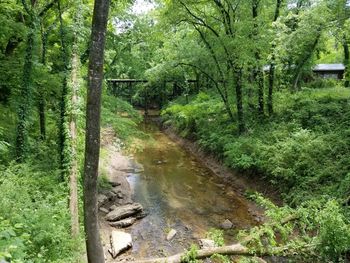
(316, 200), (350, 260)
(162, 87), (350, 202)
(0, 164), (81, 262)
(102, 92), (144, 143)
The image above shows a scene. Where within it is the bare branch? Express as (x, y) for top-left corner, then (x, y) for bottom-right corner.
(178, 0), (220, 37)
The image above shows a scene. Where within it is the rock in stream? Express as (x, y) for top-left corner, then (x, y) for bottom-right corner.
(109, 230), (132, 258)
(109, 217), (137, 228)
(106, 203), (143, 222)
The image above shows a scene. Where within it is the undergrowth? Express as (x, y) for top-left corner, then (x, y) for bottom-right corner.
(162, 86), (350, 261)
(162, 87), (350, 204)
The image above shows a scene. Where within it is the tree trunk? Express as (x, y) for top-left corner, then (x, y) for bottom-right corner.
(252, 0), (264, 116)
(144, 88), (149, 117)
(134, 244), (249, 263)
(38, 99), (46, 140)
(133, 244), (277, 263)
(343, 37), (349, 88)
(67, 0), (84, 239)
(267, 63), (275, 116)
(268, 0), (283, 116)
(234, 68), (245, 134)
(256, 69), (264, 116)
(69, 51), (80, 238)
(15, 23), (35, 161)
(293, 33), (320, 91)
(83, 0), (110, 262)
(57, 0), (69, 175)
(39, 24), (48, 140)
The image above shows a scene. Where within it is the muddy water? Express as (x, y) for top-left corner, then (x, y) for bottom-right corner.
(127, 122), (258, 259)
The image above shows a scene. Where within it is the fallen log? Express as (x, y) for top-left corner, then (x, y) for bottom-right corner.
(133, 242), (313, 263)
(133, 244), (249, 263)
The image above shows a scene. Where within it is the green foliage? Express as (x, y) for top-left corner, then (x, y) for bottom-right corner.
(163, 88), (350, 203)
(162, 91), (233, 153)
(206, 228), (225, 247)
(316, 200), (350, 260)
(0, 127), (10, 161)
(210, 253), (231, 263)
(238, 194), (350, 262)
(98, 172), (112, 191)
(102, 89), (144, 143)
(164, 87), (350, 260)
(0, 163), (82, 262)
(0, 217), (29, 262)
(238, 258), (260, 263)
(180, 244), (199, 263)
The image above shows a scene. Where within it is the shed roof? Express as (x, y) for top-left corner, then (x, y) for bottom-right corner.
(313, 64), (345, 72)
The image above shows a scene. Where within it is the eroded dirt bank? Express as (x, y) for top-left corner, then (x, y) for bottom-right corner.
(160, 124), (282, 205)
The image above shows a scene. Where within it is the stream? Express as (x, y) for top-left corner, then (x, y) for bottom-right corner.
(125, 121), (260, 259)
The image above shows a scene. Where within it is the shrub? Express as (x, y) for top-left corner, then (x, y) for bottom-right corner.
(0, 164), (81, 262)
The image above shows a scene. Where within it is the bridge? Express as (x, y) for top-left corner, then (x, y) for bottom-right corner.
(106, 79), (200, 115)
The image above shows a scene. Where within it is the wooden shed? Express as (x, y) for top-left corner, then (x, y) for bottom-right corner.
(312, 64), (345, 80)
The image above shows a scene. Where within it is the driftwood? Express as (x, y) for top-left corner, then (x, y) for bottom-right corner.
(133, 240), (312, 263)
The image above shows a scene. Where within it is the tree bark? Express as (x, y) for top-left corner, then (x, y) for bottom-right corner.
(69, 50), (79, 238)
(134, 244), (249, 263)
(234, 68), (245, 134)
(67, 0), (84, 239)
(252, 0), (265, 116)
(38, 24), (48, 140)
(343, 36), (349, 88)
(38, 98), (46, 140)
(83, 0), (110, 262)
(268, 0), (283, 116)
(16, 0), (58, 159)
(57, 0), (69, 174)
(15, 17), (35, 161)
(292, 33), (320, 91)
(267, 63), (275, 115)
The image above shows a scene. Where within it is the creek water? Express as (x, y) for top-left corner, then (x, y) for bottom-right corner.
(126, 121), (259, 259)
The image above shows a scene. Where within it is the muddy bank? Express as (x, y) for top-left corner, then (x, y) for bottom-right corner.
(99, 128), (137, 262)
(159, 123), (282, 206)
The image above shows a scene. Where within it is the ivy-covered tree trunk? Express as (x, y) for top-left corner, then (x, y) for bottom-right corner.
(38, 25), (48, 140)
(268, 0), (283, 116)
(252, 0), (265, 116)
(68, 0), (84, 238)
(83, 0), (110, 262)
(16, 0), (58, 159)
(15, 19), (35, 161)
(57, 0), (70, 176)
